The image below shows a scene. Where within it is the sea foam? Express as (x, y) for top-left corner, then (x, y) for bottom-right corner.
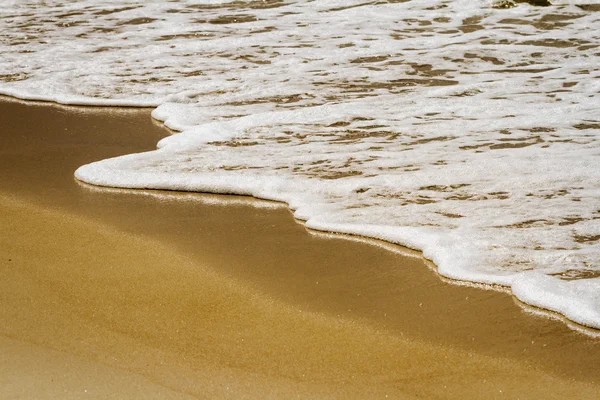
(2, 0), (599, 329)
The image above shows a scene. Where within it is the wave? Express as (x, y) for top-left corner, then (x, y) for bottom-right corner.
(3, 0), (599, 329)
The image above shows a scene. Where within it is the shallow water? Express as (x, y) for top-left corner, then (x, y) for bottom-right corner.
(2, 0), (599, 328)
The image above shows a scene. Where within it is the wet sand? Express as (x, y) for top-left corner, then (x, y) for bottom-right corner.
(1, 96), (599, 399)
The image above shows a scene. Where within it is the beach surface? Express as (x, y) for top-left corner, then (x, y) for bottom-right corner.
(1, 97), (599, 399)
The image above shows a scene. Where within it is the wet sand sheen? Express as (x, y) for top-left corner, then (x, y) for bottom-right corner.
(1, 97), (599, 398)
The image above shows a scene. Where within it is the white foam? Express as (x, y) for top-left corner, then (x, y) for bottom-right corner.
(3, 0), (599, 329)
(513, 272), (600, 329)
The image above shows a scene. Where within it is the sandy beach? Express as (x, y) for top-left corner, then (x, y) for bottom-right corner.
(1, 96), (599, 399)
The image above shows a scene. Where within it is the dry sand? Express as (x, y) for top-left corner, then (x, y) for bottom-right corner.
(1, 96), (599, 399)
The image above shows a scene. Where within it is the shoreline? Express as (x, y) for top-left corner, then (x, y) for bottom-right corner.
(2, 96), (600, 397)
(69, 93), (600, 338)
(5, 0), (600, 342)
(73, 95), (600, 333)
(2, 93), (594, 334)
